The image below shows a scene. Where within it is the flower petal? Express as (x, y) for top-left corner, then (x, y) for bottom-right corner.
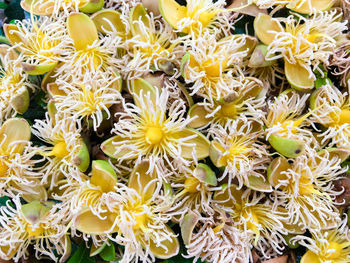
(90, 160), (117, 193)
(3, 24), (26, 52)
(0, 118), (31, 154)
(130, 4), (150, 37)
(101, 135), (134, 159)
(72, 142), (90, 172)
(67, 12), (98, 50)
(246, 175), (272, 192)
(21, 61), (58, 75)
(187, 104), (211, 129)
(20, 0), (54, 15)
(130, 78), (157, 108)
(285, 61), (314, 90)
(254, 14), (283, 45)
(268, 134), (305, 158)
(267, 156), (291, 187)
(148, 226), (179, 259)
(287, 0), (334, 14)
(194, 163), (217, 186)
(158, 0), (186, 29)
(128, 160), (157, 201)
(300, 250), (321, 263)
(91, 9), (126, 35)
(174, 128), (210, 160)
(10, 87), (30, 115)
(180, 211), (200, 245)
(74, 209), (118, 235)
(21, 201), (50, 225)
(79, 0), (104, 13)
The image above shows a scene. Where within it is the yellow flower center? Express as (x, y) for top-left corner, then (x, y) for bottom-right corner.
(220, 103), (237, 119)
(336, 109), (350, 125)
(145, 127), (163, 145)
(0, 160), (8, 177)
(324, 241), (343, 260)
(184, 177), (200, 193)
(26, 224), (44, 238)
(50, 141), (69, 159)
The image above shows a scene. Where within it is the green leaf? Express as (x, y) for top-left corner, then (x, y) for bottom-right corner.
(0, 196), (10, 206)
(67, 243), (94, 263)
(100, 244), (116, 261)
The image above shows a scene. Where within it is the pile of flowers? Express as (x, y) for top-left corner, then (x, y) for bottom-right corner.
(0, 0), (349, 262)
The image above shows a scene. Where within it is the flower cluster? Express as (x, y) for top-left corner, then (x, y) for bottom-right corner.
(0, 0), (349, 262)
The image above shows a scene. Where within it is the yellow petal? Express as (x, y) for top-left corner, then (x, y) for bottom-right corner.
(101, 135), (134, 159)
(0, 44), (18, 60)
(60, 235), (72, 263)
(209, 141), (226, 168)
(20, 0), (54, 15)
(180, 211), (200, 245)
(67, 12), (98, 50)
(41, 64), (61, 90)
(246, 175), (272, 192)
(158, 0), (186, 29)
(300, 250), (321, 263)
(0, 118), (31, 154)
(129, 4), (151, 37)
(128, 160), (157, 201)
(148, 226), (179, 259)
(226, 0), (267, 17)
(187, 104), (211, 129)
(285, 61), (314, 90)
(287, 0), (334, 14)
(75, 209), (118, 235)
(90, 160), (117, 193)
(10, 87), (30, 115)
(21, 62), (58, 75)
(253, 14), (283, 45)
(130, 78), (157, 108)
(79, 0), (104, 13)
(21, 201), (50, 225)
(3, 24), (26, 52)
(213, 185), (238, 207)
(174, 128), (210, 160)
(267, 156), (291, 187)
(91, 9), (126, 35)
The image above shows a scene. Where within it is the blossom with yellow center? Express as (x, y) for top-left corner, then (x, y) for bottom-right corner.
(31, 114), (90, 189)
(187, 77), (265, 129)
(181, 210), (251, 263)
(296, 223), (350, 263)
(101, 86), (210, 174)
(4, 16), (69, 75)
(254, 11), (346, 90)
(310, 83), (350, 148)
(0, 118), (46, 202)
(214, 186), (287, 254)
(126, 4), (183, 78)
(0, 198), (70, 262)
(48, 71), (122, 131)
(181, 31), (257, 99)
(169, 163), (218, 220)
(267, 149), (343, 230)
(208, 120), (270, 189)
(0, 45), (37, 121)
(74, 160), (179, 261)
(265, 89), (319, 158)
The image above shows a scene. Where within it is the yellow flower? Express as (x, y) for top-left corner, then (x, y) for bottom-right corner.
(310, 84), (350, 148)
(101, 85), (209, 173)
(48, 71), (122, 131)
(181, 31), (257, 99)
(254, 11), (346, 90)
(0, 118), (46, 202)
(208, 120), (270, 189)
(74, 160), (179, 261)
(214, 185), (287, 251)
(0, 45), (37, 120)
(267, 149), (343, 230)
(298, 225), (350, 263)
(31, 114), (90, 188)
(0, 199), (70, 262)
